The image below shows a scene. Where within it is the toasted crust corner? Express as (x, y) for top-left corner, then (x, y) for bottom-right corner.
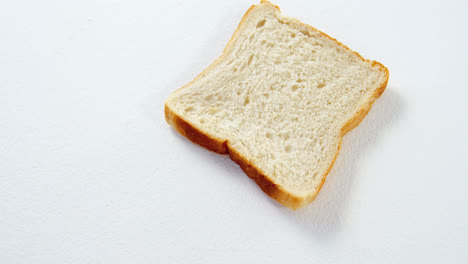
(165, 104), (228, 154)
(165, 103), (311, 209)
(341, 67), (389, 136)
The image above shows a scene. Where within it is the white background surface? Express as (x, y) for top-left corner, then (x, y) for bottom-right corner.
(1, 0), (467, 263)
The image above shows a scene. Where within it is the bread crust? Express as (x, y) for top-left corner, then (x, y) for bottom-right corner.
(164, 1), (389, 209)
(165, 106), (228, 154)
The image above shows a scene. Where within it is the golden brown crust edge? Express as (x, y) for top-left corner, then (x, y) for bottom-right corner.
(164, 106), (228, 154)
(164, 1), (389, 210)
(164, 104), (307, 209)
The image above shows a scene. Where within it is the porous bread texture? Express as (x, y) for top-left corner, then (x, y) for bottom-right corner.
(165, 1), (389, 209)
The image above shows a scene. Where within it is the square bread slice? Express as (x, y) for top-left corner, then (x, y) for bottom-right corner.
(164, 0), (389, 209)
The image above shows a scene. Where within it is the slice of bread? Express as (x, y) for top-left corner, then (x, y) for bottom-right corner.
(164, 0), (389, 209)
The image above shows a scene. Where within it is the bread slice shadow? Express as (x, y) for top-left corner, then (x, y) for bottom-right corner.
(274, 88), (405, 238)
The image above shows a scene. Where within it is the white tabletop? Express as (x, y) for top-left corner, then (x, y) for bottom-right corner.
(1, 0), (467, 263)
